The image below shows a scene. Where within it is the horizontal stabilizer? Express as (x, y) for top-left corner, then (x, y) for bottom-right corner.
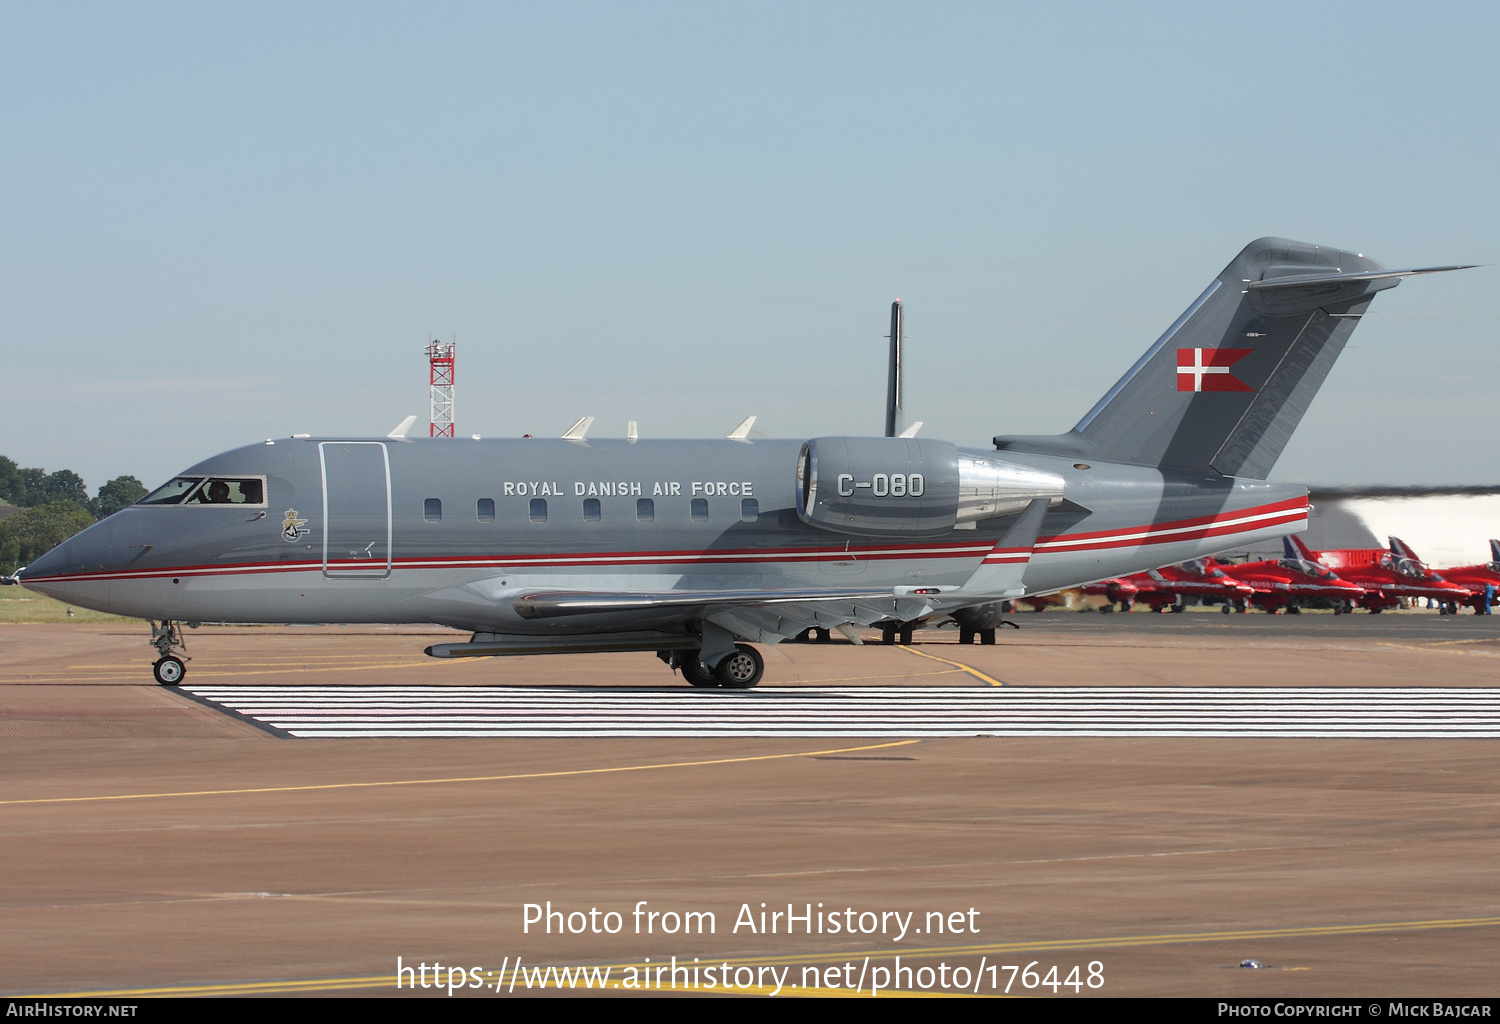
(1248, 265), (1476, 291)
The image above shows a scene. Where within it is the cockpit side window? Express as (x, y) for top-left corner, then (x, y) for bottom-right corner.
(138, 477), (206, 505)
(182, 477), (268, 506)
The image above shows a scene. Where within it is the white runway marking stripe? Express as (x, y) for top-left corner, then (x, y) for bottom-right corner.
(179, 686), (1500, 739)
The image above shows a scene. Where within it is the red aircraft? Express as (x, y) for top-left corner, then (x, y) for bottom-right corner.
(1084, 560), (1257, 613)
(1394, 537), (1499, 615)
(1210, 540), (1367, 614)
(1287, 535), (1472, 613)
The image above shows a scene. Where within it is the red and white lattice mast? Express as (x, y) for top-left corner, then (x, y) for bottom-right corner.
(427, 338), (456, 438)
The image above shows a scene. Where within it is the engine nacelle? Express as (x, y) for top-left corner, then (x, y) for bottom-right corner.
(796, 438), (1065, 536)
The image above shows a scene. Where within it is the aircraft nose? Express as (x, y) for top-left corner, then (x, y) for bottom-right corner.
(18, 521), (111, 598)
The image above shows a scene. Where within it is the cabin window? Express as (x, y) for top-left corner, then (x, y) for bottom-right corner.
(583, 498), (601, 522)
(740, 498), (758, 522)
(636, 498), (654, 522)
(529, 498), (548, 523)
(477, 498), (495, 522)
(424, 498), (442, 522)
(690, 498), (709, 523)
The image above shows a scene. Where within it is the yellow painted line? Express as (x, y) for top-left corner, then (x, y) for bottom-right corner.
(0, 739), (921, 807)
(897, 646), (1004, 687)
(711, 914), (1500, 967)
(25, 914), (1500, 999)
(793, 669), (962, 684)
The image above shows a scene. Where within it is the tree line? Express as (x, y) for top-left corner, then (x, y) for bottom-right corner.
(0, 456), (148, 575)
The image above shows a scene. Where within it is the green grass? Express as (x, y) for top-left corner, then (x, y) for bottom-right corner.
(0, 592), (135, 623)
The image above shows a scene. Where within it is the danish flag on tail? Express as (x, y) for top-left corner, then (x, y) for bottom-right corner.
(1177, 347), (1253, 392)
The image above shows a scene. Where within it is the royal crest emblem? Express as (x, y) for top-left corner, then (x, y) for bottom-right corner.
(281, 508), (310, 542)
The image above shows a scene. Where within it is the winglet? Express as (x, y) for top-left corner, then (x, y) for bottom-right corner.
(728, 415), (756, 441)
(627, 421), (639, 443)
(958, 498), (1050, 596)
(387, 415), (419, 439)
(562, 416), (595, 440)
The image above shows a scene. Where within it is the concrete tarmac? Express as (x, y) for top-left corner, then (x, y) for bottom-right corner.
(1, 614), (1497, 997)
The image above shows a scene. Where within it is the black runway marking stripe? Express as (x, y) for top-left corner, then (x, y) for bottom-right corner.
(178, 686), (1500, 739)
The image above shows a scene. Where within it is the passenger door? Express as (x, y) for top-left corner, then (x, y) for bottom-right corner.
(319, 442), (392, 579)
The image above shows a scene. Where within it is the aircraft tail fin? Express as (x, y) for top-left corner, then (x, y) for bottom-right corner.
(995, 239), (1473, 479)
(1389, 536), (1423, 563)
(1490, 538), (1500, 564)
(1286, 533), (1318, 561)
(1281, 535), (1302, 561)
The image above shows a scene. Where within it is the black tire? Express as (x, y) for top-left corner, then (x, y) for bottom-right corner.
(1221, 604), (1232, 615)
(815, 628), (831, 643)
(958, 627), (975, 645)
(715, 644), (763, 688)
(899, 625), (914, 646)
(153, 656), (186, 686)
(979, 628), (996, 645)
(881, 623), (897, 645)
(680, 654), (719, 687)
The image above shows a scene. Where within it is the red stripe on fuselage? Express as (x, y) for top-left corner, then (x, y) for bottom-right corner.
(29, 496), (1308, 583)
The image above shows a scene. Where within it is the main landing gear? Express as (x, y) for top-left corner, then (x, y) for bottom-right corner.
(660, 644), (765, 689)
(149, 620), (190, 686)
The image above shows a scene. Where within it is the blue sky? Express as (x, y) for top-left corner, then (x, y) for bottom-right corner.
(3, 2), (1496, 490)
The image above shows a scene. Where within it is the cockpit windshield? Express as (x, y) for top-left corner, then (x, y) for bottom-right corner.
(137, 476), (265, 506)
(186, 478), (265, 505)
(138, 477), (205, 505)
(1278, 558), (1336, 580)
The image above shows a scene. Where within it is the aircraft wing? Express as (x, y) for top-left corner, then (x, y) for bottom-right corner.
(514, 587), (898, 618)
(512, 584), (986, 644)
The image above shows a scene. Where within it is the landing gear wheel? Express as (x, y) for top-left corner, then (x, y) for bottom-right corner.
(680, 654), (719, 687)
(979, 628), (996, 645)
(881, 623), (897, 645)
(153, 656), (186, 686)
(899, 625), (914, 646)
(715, 644), (764, 688)
(959, 627), (976, 645)
(816, 628), (832, 643)
(1221, 603), (1232, 615)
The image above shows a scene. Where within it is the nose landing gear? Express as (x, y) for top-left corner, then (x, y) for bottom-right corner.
(149, 620), (190, 686)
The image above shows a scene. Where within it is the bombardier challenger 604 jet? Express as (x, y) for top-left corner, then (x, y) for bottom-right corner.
(17, 238), (1472, 687)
